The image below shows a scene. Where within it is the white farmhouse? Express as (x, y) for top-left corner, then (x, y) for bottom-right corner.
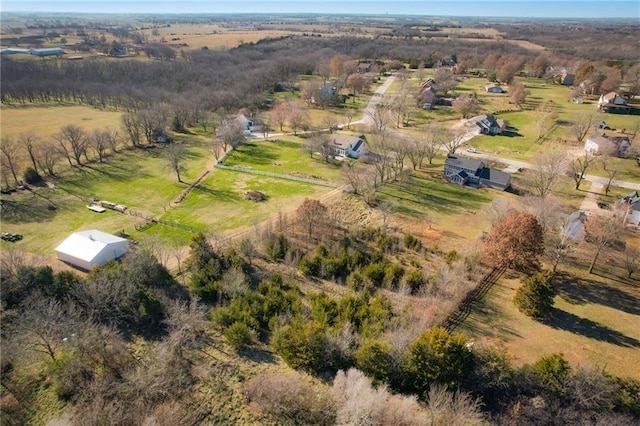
(329, 134), (369, 159)
(55, 230), (129, 270)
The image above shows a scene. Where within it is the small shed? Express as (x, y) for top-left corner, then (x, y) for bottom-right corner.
(55, 230), (129, 270)
(484, 84), (503, 93)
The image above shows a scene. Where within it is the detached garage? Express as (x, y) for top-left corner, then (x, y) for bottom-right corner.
(55, 230), (129, 270)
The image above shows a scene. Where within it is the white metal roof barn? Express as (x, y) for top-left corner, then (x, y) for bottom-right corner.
(55, 230), (129, 270)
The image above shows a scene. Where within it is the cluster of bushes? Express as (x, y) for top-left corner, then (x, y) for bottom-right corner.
(295, 228), (430, 295)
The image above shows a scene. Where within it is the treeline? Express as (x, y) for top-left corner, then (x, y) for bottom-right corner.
(0, 35), (531, 111)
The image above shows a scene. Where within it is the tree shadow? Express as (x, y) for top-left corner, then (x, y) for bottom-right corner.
(239, 348), (277, 364)
(191, 184), (242, 202)
(229, 143), (279, 165)
(543, 308), (640, 348)
(556, 272), (640, 315)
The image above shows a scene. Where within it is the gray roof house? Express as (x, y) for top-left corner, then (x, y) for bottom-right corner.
(329, 134), (369, 159)
(618, 191), (640, 226)
(468, 114), (506, 135)
(443, 155), (511, 191)
(584, 135), (631, 156)
(562, 211), (587, 241)
(598, 92), (631, 114)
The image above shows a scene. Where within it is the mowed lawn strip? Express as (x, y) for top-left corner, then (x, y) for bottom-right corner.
(223, 139), (343, 182)
(160, 168), (331, 232)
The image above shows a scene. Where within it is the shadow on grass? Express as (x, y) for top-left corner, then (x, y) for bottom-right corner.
(543, 308), (640, 348)
(460, 296), (524, 341)
(501, 130), (524, 138)
(377, 173), (492, 217)
(556, 272), (640, 315)
(228, 142), (279, 166)
(240, 348), (277, 364)
(191, 184), (242, 202)
(0, 190), (64, 224)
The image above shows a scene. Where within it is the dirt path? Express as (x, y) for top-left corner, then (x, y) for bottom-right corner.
(579, 181), (604, 214)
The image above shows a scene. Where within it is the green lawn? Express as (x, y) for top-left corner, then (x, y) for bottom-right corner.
(160, 167), (331, 232)
(223, 139), (343, 182)
(0, 141), (211, 257)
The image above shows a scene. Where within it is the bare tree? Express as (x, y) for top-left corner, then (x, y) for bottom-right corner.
(534, 101), (558, 144)
(271, 102), (289, 132)
(344, 106), (356, 130)
(287, 103), (308, 135)
(164, 143), (187, 183)
(388, 135), (410, 180)
(585, 214), (623, 274)
(346, 73), (367, 101)
(342, 162), (374, 195)
(0, 136), (21, 185)
(522, 195), (562, 236)
(18, 132), (40, 175)
(625, 247), (640, 279)
(526, 145), (567, 198)
(368, 132), (394, 187)
(323, 114), (339, 132)
(121, 112), (142, 147)
(509, 80), (530, 109)
(296, 198), (327, 241)
(452, 97), (479, 119)
(14, 298), (79, 362)
(300, 80), (321, 107)
(55, 124), (88, 166)
(105, 127), (120, 153)
(571, 112), (596, 145)
(307, 133), (332, 162)
(38, 144), (61, 177)
(572, 150), (598, 190)
(367, 103), (392, 134)
(91, 129), (109, 163)
(442, 127), (467, 155)
(602, 160), (618, 196)
(391, 86), (413, 128)
(216, 120), (245, 153)
(434, 68), (459, 96)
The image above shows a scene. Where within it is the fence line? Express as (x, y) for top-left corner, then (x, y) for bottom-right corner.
(441, 265), (506, 333)
(215, 164), (336, 187)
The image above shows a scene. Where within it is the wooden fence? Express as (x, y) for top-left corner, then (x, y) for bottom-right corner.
(441, 265), (506, 333)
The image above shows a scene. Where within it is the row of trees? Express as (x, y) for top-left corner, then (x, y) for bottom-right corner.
(1, 126), (120, 186)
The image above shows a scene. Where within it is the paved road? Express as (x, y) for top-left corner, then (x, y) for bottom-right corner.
(352, 73), (398, 127)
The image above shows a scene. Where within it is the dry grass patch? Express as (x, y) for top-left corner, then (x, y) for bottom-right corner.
(458, 242), (640, 379)
(0, 105), (122, 139)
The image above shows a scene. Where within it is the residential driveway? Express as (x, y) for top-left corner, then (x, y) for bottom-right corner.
(580, 181), (604, 213)
(352, 73), (397, 127)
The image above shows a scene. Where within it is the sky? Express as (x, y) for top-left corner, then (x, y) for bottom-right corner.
(1, 0), (639, 19)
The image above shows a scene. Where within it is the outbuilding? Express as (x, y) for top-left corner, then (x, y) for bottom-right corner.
(55, 230), (129, 270)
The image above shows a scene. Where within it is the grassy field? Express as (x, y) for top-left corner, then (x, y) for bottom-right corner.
(160, 168), (331, 232)
(374, 163), (520, 250)
(458, 256), (640, 379)
(0, 105), (123, 139)
(0, 142), (210, 257)
(223, 139), (343, 181)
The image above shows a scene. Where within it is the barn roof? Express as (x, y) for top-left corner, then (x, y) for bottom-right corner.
(55, 230), (127, 265)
